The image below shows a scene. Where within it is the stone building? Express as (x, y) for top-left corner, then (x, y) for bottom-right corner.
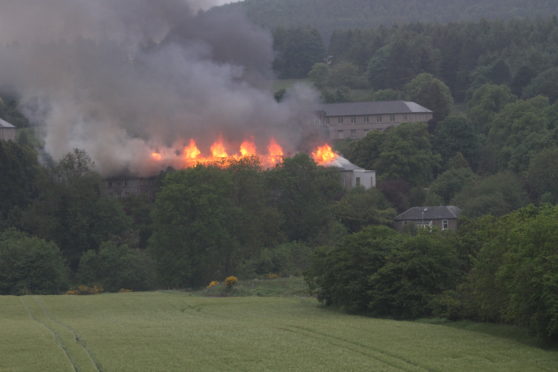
(394, 206), (461, 231)
(316, 100), (433, 140)
(0, 118), (16, 141)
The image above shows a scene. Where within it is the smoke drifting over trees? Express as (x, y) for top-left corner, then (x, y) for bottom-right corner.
(0, 0), (316, 176)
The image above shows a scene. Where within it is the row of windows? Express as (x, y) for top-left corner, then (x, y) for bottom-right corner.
(326, 114), (407, 125)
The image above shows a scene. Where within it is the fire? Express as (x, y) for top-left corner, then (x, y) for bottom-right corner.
(210, 138), (228, 158)
(184, 139), (201, 160)
(149, 136), (338, 170)
(240, 140), (257, 157)
(268, 138), (284, 158)
(311, 144), (338, 166)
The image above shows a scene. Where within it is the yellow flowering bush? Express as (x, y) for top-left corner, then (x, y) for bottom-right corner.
(224, 276), (238, 289)
(265, 273), (280, 280)
(207, 281), (219, 289)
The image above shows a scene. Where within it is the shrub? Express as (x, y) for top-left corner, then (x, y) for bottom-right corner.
(224, 276), (238, 289)
(207, 281), (219, 289)
(0, 230), (68, 295)
(77, 242), (157, 292)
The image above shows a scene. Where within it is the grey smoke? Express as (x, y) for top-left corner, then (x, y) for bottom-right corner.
(0, 0), (317, 176)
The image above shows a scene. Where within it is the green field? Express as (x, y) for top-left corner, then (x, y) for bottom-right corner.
(2, 290), (557, 372)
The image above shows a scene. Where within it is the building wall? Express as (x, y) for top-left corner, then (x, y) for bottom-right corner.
(104, 178), (158, 199)
(0, 128), (17, 141)
(395, 218), (458, 231)
(339, 170), (376, 190)
(322, 112), (433, 140)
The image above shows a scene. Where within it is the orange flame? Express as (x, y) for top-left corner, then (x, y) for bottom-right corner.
(311, 144), (338, 166)
(148, 137), (337, 170)
(210, 139), (228, 158)
(184, 139), (201, 160)
(240, 140), (257, 157)
(268, 138), (284, 157)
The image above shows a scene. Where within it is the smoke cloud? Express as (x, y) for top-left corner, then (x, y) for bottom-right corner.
(0, 0), (318, 176)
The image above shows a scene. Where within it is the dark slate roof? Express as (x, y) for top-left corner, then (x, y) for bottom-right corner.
(318, 101), (432, 117)
(394, 206), (462, 221)
(0, 118), (15, 128)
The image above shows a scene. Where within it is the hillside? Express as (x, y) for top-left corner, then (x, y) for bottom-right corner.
(5, 292), (558, 371)
(213, 0), (558, 36)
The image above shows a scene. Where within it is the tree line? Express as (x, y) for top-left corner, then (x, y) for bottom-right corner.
(214, 0), (558, 41)
(0, 143), (396, 293)
(305, 205), (558, 343)
(273, 17), (558, 105)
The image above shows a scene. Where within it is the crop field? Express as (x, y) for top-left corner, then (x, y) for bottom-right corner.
(1, 290), (557, 371)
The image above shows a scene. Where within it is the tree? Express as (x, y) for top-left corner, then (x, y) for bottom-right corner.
(527, 147), (558, 203)
(511, 65), (535, 97)
(308, 62), (329, 89)
(452, 172), (528, 218)
(306, 226), (403, 313)
(404, 73), (454, 123)
(367, 233), (459, 319)
(467, 84), (516, 135)
(0, 230), (68, 295)
(486, 96), (551, 172)
(0, 141), (41, 224)
(333, 188), (395, 232)
(524, 67), (558, 102)
(273, 27), (325, 78)
(267, 154), (343, 243)
(150, 166), (245, 288)
(328, 62), (364, 89)
(374, 124), (441, 186)
(18, 150), (132, 270)
(78, 242), (156, 292)
(429, 166), (478, 205)
(433, 115), (480, 167)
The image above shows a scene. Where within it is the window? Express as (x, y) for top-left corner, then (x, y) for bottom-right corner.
(356, 177), (361, 186)
(364, 116), (370, 123)
(337, 130), (344, 139)
(377, 115), (382, 122)
(325, 118), (330, 124)
(390, 114), (395, 122)
(442, 220), (449, 231)
(351, 116), (356, 124)
(350, 129), (357, 137)
(338, 117), (343, 124)
(403, 114), (408, 121)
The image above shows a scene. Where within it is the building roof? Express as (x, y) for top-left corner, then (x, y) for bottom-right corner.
(394, 206), (462, 221)
(318, 101), (432, 117)
(327, 156), (376, 172)
(0, 118), (15, 128)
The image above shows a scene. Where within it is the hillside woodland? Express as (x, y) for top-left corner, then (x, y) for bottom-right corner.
(214, 0), (558, 38)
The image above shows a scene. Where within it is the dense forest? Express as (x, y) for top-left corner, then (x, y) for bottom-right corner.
(214, 0), (558, 38)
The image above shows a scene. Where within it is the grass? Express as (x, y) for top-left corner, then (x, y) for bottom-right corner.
(2, 283), (558, 371)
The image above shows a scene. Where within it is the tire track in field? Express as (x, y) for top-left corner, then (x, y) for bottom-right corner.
(280, 325), (436, 372)
(19, 297), (78, 372)
(32, 297), (104, 372)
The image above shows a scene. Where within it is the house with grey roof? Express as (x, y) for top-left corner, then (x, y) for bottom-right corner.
(394, 206), (461, 231)
(316, 100), (433, 140)
(0, 118), (16, 142)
